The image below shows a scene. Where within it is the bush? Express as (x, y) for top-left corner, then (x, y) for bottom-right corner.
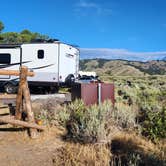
(65, 100), (113, 143)
(35, 109), (53, 125)
(35, 108), (70, 126)
(33, 98), (70, 126)
(57, 106), (70, 126)
(112, 102), (140, 130)
(64, 100), (140, 143)
(142, 107), (166, 141)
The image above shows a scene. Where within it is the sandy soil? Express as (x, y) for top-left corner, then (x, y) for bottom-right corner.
(0, 124), (65, 166)
(0, 95), (69, 166)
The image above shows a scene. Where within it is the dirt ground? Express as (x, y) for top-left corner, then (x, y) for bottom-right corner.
(0, 124), (65, 166)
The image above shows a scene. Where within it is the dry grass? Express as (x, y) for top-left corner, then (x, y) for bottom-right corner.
(111, 132), (161, 155)
(110, 132), (166, 165)
(51, 131), (165, 166)
(52, 143), (110, 166)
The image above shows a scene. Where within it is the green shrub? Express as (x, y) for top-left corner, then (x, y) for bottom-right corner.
(142, 107), (166, 141)
(35, 107), (70, 126)
(137, 87), (160, 109)
(35, 109), (59, 126)
(112, 102), (140, 130)
(64, 99), (140, 143)
(34, 99), (70, 126)
(56, 106), (70, 126)
(65, 100), (113, 143)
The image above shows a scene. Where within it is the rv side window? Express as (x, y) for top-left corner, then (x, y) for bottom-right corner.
(0, 53), (11, 64)
(37, 50), (44, 59)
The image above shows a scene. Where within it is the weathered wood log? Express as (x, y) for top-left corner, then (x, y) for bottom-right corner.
(0, 94), (16, 99)
(22, 80), (38, 138)
(0, 116), (45, 130)
(15, 66), (28, 120)
(0, 66), (41, 138)
(23, 82), (34, 122)
(0, 69), (34, 77)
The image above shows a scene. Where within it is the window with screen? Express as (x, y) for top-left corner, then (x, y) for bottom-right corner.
(0, 53), (11, 64)
(37, 50), (44, 59)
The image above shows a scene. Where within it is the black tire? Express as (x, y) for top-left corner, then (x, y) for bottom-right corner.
(50, 86), (59, 93)
(4, 83), (17, 94)
(65, 74), (75, 86)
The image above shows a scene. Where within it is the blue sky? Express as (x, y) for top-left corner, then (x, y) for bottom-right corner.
(0, 0), (166, 60)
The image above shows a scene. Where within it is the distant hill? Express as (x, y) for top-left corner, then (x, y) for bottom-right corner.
(80, 48), (166, 62)
(79, 59), (166, 76)
(162, 56), (166, 61)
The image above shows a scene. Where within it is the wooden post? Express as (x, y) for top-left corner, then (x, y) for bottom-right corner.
(22, 81), (38, 138)
(17, 66), (38, 138)
(0, 66), (42, 138)
(14, 66), (38, 138)
(15, 66), (27, 120)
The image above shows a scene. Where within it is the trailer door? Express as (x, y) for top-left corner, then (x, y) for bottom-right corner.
(59, 44), (79, 82)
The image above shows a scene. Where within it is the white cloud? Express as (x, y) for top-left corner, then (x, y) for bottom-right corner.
(80, 48), (166, 61)
(74, 0), (112, 16)
(76, 0), (98, 8)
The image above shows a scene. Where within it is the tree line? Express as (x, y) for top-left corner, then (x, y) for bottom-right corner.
(0, 21), (49, 44)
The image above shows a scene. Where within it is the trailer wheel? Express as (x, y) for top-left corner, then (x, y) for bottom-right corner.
(65, 74), (75, 86)
(50, 86), (59, 93)
(4, 83), (17, 94)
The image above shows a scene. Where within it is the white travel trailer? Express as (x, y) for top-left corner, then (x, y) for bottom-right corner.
(0, 40), (79, 93)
